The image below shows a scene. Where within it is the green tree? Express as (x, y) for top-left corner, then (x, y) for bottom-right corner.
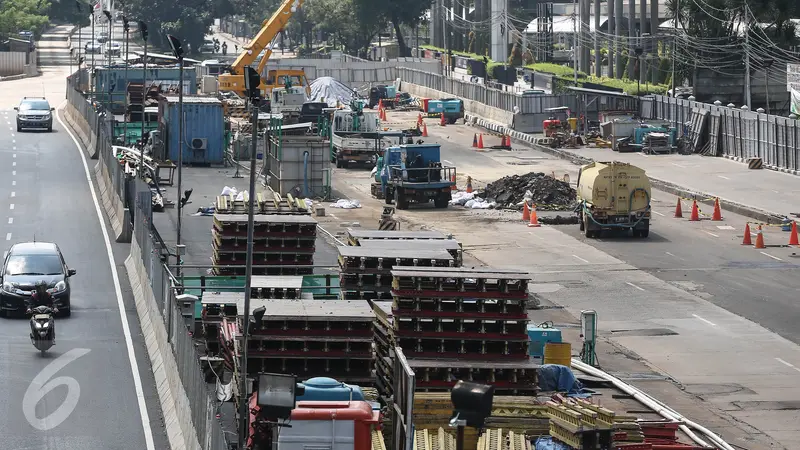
(351, 0), (428, 57)
(0, 0), (51, 38)
(305, 0), (384, 56)
(125, 0), (215, 53)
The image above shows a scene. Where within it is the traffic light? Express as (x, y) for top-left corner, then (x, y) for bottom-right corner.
(244, 66), (262, 102)
(123, 16), (129, 32)
(138, 21), (148, 41)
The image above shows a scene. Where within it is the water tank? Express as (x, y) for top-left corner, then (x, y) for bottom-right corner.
(201, 75), (218, 94)
(296, 377), (366, 402)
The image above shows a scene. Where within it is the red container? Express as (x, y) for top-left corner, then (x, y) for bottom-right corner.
(421, 98), (431, 112)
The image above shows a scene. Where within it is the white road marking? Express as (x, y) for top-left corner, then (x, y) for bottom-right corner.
(442, 159), (453, 165)
(11, 192), (15, 198)
(7, 218), (12, 224)
(9, 204), (14, 210)
(773, 190), (780, 194)
(2, 251), (6, 259)
(626, 281), (645, 291)
(717, 175), (730, 180)
(5, 233), (10, 241)
(572, 255), (590, 263)
(760, 252), (783, 261)
(692, 314), (717, 326)
(716, 225), (735, 230)
(11, 171), (15, 176)
(12, 162), (16, 167)
(671, 163), (686, 168)
(703, 231), (719, 237)
(12, 153), (16, 158)
(56, 104), (156, 450)
(11, 181), (15, 186)
(776, 357), (795, 368)
(665, 251), (678, 257)
(652, 210), (664, 216)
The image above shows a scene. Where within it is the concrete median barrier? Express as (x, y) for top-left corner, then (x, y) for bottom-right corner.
(125, 240), (200, 450)
(61, 103), (98, 159)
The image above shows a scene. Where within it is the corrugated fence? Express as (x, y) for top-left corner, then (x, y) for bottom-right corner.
(642, 95), (800, 173)
(0, 52), (26, 76)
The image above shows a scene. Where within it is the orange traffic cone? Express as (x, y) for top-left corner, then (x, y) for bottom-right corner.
(522, 202), (531, 222)
(417, 113), (423, 126)
(711, 198), (722, 221)
(527, 204), (541, 228)
(689, 200), (700, 221)
(754, 225), (766, 249)
(450, 175), (457, 191)
(478, 134), (484, 149)
(422, 123), (428, 137)
(472, 134), (478, 148)
(789, 221), (799, 246)
(742, 223), (752, 245)
(440, 114), (446, 126)
(466, 176), (473, 193)
(674, 198), (683, 218)
(377, 99), (383, 110)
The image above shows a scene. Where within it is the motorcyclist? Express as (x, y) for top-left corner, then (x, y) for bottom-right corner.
(222, 41), (228, 55)
(26, 281), (58, 315)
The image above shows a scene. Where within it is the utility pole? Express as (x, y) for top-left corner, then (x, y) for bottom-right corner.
(238, 65), (262, 449)
(573, 0), (578, 84)
(123, 16), (129, 145)
(167, 35), (185, 277)
(671, 0), (678, 97)
(138, 21), (148, 175)
(90, 12), (95, 101)
(744, 14), (751, 108)
(593, 0), (600, 77)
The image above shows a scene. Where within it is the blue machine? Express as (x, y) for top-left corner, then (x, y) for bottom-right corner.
(160, 95), (225, 165)
(380, 144), (457, 210)
(426, 98), (464, 124)
(633, 125), (676, 146)
(296, 377), (380, 410)
(527, 324), (563, 359)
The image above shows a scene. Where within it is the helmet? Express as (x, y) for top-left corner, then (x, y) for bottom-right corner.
(35, 281), (48, 294)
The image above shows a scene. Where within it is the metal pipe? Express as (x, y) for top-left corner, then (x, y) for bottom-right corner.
(176, 58), (184, 275)
(140, 35), (147, 174)
(237, 89), (261, 450)
(123, 20), (129, 145)
(90, 15), (95, 101)
(571, 359), (735, 450)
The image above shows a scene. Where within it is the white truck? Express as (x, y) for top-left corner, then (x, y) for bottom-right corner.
(331, 108), (387, 168)
(269, 86), (307, 124)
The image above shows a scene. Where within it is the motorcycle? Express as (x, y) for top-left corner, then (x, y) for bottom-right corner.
(29, 305), (55, 353)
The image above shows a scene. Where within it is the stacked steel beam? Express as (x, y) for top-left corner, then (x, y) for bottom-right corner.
(212, 213), (317, 276)
(218, 298), (375, 383)
(337, 246), (454, 301)
(389, 266), (538, 395)
(371, 301), (394, 399)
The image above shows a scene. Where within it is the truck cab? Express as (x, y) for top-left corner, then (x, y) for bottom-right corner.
(270, 86), (307, 123)
(377, 144), (456, 209)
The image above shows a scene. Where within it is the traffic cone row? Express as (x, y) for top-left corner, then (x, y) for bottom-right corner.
(527, 203), (541, 227)
(741, 221), (800, 248)
(690, 200), (700, 221)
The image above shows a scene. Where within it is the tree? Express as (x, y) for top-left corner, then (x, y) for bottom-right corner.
(305, 0), (384, 56)
(351, 0), (429, 57)
(125, 0), (215, 53)
(0, 0), (51, 38)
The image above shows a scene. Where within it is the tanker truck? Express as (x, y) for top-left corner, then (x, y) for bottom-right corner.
(576, 161), (652, 238)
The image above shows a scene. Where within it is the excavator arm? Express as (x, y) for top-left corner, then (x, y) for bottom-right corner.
(218, 0), (305, 95)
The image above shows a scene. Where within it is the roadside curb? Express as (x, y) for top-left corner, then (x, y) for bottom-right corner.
(465, 113), (787, 224)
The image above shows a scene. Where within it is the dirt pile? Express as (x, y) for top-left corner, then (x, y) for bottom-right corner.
(483, 172), (576, 209)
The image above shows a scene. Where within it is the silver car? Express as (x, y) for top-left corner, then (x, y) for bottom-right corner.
(105, 41), (122, 56)
(15, 97), (54, 132)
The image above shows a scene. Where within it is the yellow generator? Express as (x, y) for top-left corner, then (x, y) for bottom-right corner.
(576, 161), (651, 238)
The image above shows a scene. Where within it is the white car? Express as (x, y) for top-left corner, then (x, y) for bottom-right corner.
(85, 41), (103, 54)
(105, 41), (122, 56)
(97, 31), (109, 43)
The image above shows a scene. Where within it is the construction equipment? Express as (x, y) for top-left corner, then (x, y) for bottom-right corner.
(268, 84), (307, 123)
(330, 102), (404, 168)
(217, 0), (311, 99)
(576, 161), (651, 238)
(543, 106), (570, 137)
(372, 144), (456, 209)
(427, 98), (464, 124)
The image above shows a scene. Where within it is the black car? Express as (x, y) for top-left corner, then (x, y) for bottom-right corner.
(15, 97), (54, 132)
(0, 242), (76, 317)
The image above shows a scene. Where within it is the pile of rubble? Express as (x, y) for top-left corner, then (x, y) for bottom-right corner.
(483, 172), (577, 210)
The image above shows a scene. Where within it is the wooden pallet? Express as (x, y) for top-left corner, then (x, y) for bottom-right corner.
(216, 191), (311, 215)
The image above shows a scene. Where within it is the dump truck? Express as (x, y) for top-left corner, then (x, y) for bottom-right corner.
(576, 161), (651, 238)
(372, 144), (456, 209)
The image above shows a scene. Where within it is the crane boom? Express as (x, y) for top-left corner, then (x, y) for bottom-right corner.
(218, 0), (308, 95)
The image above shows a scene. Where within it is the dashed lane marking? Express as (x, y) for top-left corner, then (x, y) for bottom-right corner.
(11, 181), (15, 186)
(775, 358), (800, 373)
(665, 251), (678, 258)
(572, 255), (589, 264)
(9, 204), (14, 210)
(760, 252), (783, 262)
(717, 175), (730, 180)
(11, 192), (15, 198)
(704, 231), (719, 237)
(652, 210), (664, 216)
(7, 218), (12, 224)
(625, 281), (646, 291)
(692, 314), (717, 327)
(716, 225), (735, 230)
(5, 233), (10, 241)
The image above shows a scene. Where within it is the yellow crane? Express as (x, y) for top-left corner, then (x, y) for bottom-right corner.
(218, 0), (311, 97)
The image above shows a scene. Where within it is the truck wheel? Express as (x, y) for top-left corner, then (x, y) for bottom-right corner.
(434, 193), (449, 208)
(395, 188), (409, 210)
(583, 213), (593, 238)
(335, 159), (344, 168)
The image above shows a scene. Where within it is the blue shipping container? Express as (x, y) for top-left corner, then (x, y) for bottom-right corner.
(94, 67), (197, 112)
(160, 95), (225, 165)
(527, 325), (562, 358)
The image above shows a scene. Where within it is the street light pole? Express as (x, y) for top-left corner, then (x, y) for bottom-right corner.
(167, 35), (186, 278)
(138, 21), (148, 176)
(90, 12), (95, 101)
(123, 16), (129, 145)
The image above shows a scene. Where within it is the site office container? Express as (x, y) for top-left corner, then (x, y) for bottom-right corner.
(157, 95), (225, 165)
(93, 67), (197, 114)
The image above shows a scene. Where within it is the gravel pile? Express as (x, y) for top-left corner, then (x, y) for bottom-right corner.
(483, 172), (577, 210)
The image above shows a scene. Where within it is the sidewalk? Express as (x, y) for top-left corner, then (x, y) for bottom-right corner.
(470, 115), (798, 224)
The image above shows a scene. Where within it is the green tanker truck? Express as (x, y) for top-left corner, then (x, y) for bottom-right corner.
(576, 161), (652, 238)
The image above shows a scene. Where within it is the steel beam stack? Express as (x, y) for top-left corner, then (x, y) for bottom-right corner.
(546, 400), (615, 449)
(338, 246), (454, 301)
(345, 228), (449, 246)
(371, 301), (395, 399)
(389, 266), (538, 395)
(212, 213), (317, 275)
(219, 299), (374, 383)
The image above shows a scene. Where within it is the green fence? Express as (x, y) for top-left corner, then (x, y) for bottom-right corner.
(183, 274), (341, 318)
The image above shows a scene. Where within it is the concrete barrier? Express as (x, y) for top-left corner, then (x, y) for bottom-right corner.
(400, 81), (514, 126)
(466, 113), (785, 224)
(125, 240), (200, 450)
(62, 102), (98, 158)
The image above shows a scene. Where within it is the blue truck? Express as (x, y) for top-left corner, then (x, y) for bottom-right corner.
(371, 144), (457, 209)
(427, 98), (465, 124)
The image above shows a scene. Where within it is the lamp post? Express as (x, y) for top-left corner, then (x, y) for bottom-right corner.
(103, 10), (112, 109)
(90, 10), (95, 101)
(123, 15), (130, 145)
(138, 21), (148, 176)
(238, 64), (262, 450)
(167, 35), (185, 277)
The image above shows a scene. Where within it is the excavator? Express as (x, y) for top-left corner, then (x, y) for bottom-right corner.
(218, 0), (311, 100)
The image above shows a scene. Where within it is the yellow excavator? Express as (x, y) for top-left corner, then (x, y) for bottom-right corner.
(218, 0), (311, 98)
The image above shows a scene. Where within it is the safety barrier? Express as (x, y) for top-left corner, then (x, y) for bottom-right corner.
(641, 95), (800, 174)
(128, 179), (230, 450)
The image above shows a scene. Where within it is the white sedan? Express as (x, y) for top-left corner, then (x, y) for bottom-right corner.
(85, 41), (103, 54)
(105, 41), (122, 56)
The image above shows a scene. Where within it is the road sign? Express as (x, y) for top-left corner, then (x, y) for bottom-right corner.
(787, 64), (800, 92)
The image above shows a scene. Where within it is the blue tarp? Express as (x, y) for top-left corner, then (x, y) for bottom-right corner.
(537, 364), (592, 397)
(534, 436), (572, 450)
